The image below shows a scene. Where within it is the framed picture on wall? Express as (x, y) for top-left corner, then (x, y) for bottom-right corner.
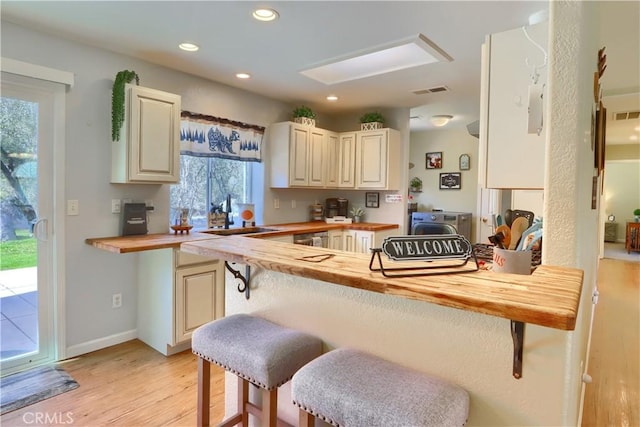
(459, 154), (470, 171)
(365, 192), (380, 208)
(426, 152), (442, 169)
(439, 172), (461, 190)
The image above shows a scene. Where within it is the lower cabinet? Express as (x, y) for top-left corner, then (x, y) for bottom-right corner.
(138, 248), (224, 356)
(330, 229), (396, 254)
(328, 230), (344, 250)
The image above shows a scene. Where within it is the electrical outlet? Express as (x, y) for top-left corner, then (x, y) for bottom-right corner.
(291, 199), (296, 209)
(111, 199), (121, 214)
(67, 200), (79, 216)
(145, 199), (154, 212)
(274, 198), (280, 209)
(112, 293), (122, 309)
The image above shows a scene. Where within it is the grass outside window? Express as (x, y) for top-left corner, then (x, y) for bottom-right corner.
(0, 229), (37, 270)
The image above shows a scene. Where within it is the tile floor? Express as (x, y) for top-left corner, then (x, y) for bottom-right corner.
(0, 267), (38, 360)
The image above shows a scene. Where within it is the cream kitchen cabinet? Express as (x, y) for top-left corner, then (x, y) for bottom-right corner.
(328, 229), (344, 250)
(338, 132), (357, 188)
(270, 122), (326, 188)
(480, 21), (547, 189)
(355, 128), (401, 190)
(111, 84), (181, 184)
(138, 249), (224, 355)
(325, 131), (340, 187)
(339, 228), (396, 254)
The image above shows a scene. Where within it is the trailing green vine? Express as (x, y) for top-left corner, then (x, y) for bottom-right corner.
(111, 70), (140, 141)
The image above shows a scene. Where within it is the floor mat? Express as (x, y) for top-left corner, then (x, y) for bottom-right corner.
(0, 365), (79, 415)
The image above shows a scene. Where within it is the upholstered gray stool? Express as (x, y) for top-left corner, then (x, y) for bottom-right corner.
(291, 348), (469, 427)
(192, 314), (323, 427)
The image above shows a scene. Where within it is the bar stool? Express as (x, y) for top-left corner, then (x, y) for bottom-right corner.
(192, 314), (323, 427)
(292, 348), (469, 427)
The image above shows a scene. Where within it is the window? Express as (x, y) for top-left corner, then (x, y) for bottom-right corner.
(170, 155), (251, 229)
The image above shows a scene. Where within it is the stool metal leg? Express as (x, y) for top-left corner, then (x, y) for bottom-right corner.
(298, 409), (314, 427)
(197, 358), (211, 427)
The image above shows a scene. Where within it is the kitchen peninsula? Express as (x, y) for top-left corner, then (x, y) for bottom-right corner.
(180, 235), (583, 426)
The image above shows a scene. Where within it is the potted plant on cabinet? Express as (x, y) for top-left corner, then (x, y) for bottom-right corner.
(112, 70), (140, 141)
(360, 111), (385, 131)
(292, 105), (316, 127)
(350, 206), (365, 223)
(634, 208), (640, 222)
(410, 177), (423, 192)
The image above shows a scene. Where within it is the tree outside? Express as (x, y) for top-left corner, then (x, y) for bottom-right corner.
(1, 96), (39, 270)
(170, 155), (249, 229)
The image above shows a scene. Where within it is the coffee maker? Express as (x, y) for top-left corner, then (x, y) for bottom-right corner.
(325, 198), (348, 218)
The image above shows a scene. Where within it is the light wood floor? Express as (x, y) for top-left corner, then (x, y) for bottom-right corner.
(0, 340), (226, 426)
(582, 257), (639, 426)
(1, 258), (637, 426)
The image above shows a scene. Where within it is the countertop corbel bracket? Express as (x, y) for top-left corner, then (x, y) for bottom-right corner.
(225, 261), (251, 300)
(511, 320), (525, 379)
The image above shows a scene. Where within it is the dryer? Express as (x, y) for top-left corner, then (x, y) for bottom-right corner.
(411, 211), (472, 242)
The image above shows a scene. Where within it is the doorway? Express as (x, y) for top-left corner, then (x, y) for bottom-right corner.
(1, 72), (63, 375)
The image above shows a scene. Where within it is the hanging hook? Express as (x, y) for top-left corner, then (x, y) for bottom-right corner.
(522, 26), (548, 84)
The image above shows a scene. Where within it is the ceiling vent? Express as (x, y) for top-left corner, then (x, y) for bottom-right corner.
(613, 110), (640, 120)
(412, 86), (449, 95)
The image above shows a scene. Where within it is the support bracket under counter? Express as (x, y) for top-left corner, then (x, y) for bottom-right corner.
(225, 261), (251, 300)
(511, 321), (525, 379)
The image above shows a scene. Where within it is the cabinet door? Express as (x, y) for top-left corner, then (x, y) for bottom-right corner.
(175, 262), (224, 344)
(308, 128), (325, 187)
(483, 22), (547, 189)
(343, 230), (355, 252)
(339, 133), (357, 188)
(288, 125), (309, 186)
(325, 132), (340, 187)
(356, 130), (388, 188)
(127, 85), (181, 183)
(328, 230), (343, 250)
(354, 231), (374, 254)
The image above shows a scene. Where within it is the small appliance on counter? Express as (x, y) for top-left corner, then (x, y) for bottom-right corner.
(325, 197), (348, 218)
(310, 203), (324, 221)
(122, 203), (148, 236)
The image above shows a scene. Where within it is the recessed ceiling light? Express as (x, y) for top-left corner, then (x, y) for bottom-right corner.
(179, 42), (199, 52)
(301, 34), (452, 85)
(236, 73), (251, 79)
(635, 125), (640, 132)
(631, 135), (639, 141)
(253, 8), (279, 21)
(430, 115), (453, 127)
(326, 95), (338, 101)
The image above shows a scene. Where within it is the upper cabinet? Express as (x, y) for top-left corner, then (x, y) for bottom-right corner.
(269, 122), (400, 190)
(355, 128), (401, 189)
(480, 21), (548, 189)
(270, 122), (325, 187)
(111, 84), (181, 184)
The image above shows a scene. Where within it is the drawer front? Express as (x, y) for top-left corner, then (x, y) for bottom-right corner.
(175, 250), (218, 268)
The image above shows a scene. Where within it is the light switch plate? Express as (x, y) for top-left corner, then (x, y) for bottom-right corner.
(67, 199), (79, 216)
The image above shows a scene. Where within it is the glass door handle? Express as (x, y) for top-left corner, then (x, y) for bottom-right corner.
(33, 218), (48, 241)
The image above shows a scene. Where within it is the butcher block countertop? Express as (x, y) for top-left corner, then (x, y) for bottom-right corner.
(85, 221), (399, 254)
(181, 236), (583, 331)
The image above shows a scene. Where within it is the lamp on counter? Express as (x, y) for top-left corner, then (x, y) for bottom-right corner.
(430, 115), (453, 127)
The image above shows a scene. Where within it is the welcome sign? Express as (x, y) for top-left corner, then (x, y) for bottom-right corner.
(381, 235), (472, 262)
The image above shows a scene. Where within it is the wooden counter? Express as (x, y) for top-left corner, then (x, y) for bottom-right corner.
(181, 236), (583, 331)
(85, 221), (399, 253)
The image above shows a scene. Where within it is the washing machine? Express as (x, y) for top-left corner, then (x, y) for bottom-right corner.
(410, 211), (472, 242)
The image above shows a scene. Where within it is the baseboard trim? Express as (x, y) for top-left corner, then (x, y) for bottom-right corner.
(65, 329), (137, 359)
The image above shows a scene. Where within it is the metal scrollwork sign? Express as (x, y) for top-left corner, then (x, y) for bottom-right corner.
(369, 235), (478, 277)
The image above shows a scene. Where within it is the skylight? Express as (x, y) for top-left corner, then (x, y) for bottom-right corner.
(300, 34), (452, 85)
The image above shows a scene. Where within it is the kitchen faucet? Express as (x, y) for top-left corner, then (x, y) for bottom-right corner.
(224, 194), (234, 229)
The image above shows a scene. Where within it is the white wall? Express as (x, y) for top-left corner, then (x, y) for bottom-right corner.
(544, 2), (601, 425)
(603, 160), (640, 241)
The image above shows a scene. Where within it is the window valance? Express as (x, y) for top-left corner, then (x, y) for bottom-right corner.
(180, 111), (264, 162)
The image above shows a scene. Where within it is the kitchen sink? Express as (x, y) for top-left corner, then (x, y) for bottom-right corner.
(200, 227), (279, 236)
